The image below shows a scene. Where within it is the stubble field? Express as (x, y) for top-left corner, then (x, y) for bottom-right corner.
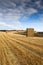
(0, 32), (43, 65)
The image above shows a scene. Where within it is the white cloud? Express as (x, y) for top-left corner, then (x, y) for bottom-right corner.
(0, 7), (38, 30)
(0, 21), (23, 30)
(27, 8), (38, 15)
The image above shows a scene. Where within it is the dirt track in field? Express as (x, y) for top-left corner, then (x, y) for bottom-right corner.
(0, 32), (43, 65)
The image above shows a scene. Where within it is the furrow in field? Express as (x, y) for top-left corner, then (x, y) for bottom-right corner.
(3, 33), (43, 65)
(0, 32), (43, 65)
(0, 34), (20, 65)
(7, 33), (43, 50)
(1, 33), (29, 65)
(0, 35), (8, 65)
(4, 33), (43, 58)
(7, 33), (43, 45)
(8, 34), (43, 49)
(1, 48), (7, 65)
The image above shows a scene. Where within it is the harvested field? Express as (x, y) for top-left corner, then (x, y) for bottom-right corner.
(0, 32), (43, 65)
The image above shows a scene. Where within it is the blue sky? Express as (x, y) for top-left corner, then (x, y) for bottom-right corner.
(0, 0), (43, 31)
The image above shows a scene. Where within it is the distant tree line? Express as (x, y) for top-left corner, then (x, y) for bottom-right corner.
(34, 32), (43, 37)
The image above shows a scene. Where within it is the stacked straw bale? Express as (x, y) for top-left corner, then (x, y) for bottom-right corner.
(26, 28), (34, 37)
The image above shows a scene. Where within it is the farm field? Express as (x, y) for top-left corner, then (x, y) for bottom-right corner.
(0, 32), (43, 65)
